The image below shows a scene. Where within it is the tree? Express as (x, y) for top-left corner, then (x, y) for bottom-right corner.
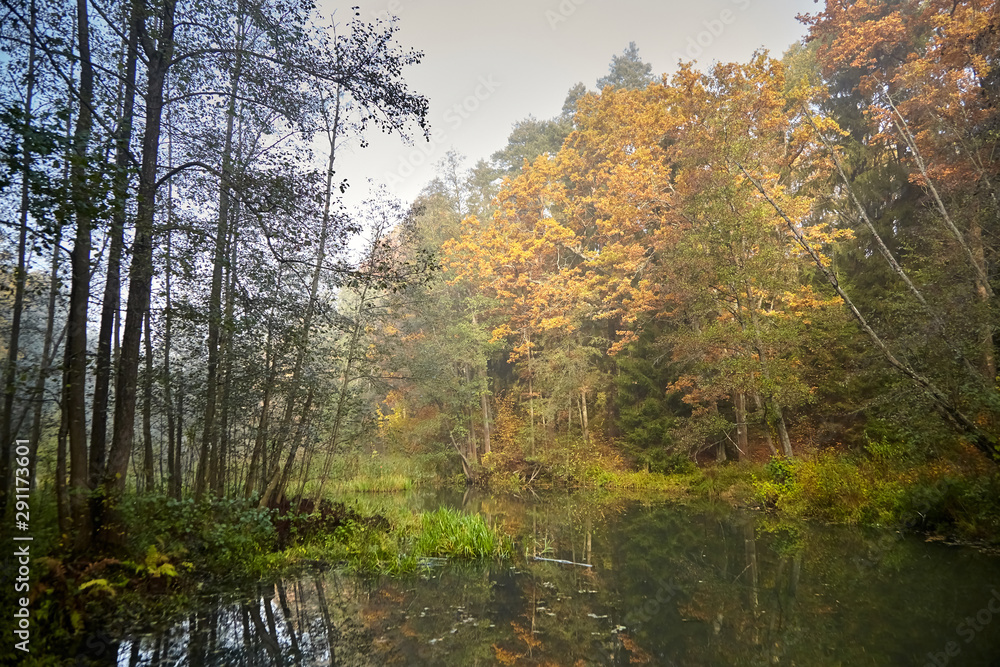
(596, 41), (654, 91)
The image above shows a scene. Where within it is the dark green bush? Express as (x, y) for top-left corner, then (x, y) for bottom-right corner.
(122, 494), (276, 575)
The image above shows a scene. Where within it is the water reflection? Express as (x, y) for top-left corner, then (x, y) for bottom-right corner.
(117, 493), (1000, 666)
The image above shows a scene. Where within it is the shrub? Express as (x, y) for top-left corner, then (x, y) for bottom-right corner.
(414, 508), (513, 559)
(121, 494), (276, 576)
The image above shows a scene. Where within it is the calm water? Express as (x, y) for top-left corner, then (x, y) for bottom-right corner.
(100, 490), (1000, 665)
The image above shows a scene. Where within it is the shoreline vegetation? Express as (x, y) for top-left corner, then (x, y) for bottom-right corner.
(14, 441), (999, 662)
(4, 0), (1000, 662)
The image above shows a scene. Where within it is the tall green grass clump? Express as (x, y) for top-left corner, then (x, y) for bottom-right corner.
(414, 508), (513, 559)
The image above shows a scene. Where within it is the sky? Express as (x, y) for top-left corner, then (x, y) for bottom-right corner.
(321, 0), (822, 209)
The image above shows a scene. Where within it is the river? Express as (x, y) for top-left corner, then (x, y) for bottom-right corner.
(102, 489), (1000, 665)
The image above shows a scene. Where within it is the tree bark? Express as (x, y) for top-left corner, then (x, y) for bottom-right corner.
(734, 392), (748, 462)
(741, 161), (1000, 461)
(163, 126), (178, 499)
(90, 0), (140, 489)
(0, 0), (36, 518)
(480, 389), (491, 456)
(262, 388), (314, 507)
(311, 231), (384, 503)
(142, 308), (154, 491)
(56, 400), (69, 537)
(28, 229), (63, 490)
(214, 224), (239, 496)
(105, 0), (177, 507)
(753, 393), (778, 456)
(196, 36), (244, 499)
(66, 0), (96, 552)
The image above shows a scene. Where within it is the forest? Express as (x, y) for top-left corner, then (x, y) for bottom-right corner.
(1, 0), (1000, 664)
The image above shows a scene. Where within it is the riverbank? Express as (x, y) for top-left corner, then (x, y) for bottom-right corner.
(473, 440), (1000, 546)
(9, 443), (999, 663)
(3, 490), (512, 664)
(15, 485), (1000, 666)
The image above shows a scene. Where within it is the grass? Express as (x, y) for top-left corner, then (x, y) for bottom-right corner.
(478, 436), (1000, 544)
(247, 501), (514, 576)
(296, 452), (451, 498)
(679, 447), (1000, 543)
(329, 473), (414, 494)
(414, 508), (514, 559)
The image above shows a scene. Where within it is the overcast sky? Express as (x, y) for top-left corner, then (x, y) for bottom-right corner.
(321, 0), (821, 208)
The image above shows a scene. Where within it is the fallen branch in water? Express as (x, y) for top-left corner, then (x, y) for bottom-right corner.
(532, 556), (592, 568)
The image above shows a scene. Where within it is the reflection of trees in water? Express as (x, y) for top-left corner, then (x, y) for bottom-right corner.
(113, 496), (1000, 666)
(120, 572), (373, 665)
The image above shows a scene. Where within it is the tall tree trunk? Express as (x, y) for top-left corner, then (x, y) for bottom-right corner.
(28, 229), (63, 489)
(90, 0), (140, 489)
(163, 128), (178, 499)
(66, 0), (96, 552)
(969, 220), (995, 380)
(806, 110), (986, 383)
(214, 217), (240, 496)
(772, 401), (793, 459)
(197, 37), (245, 499)
(883, 93), (994, 299)
(282, 88), (348, 507)
(0, 0), (36, 518)
(471, 312), (491, 455)
(742, 161), (1000, 461)
(312, 240), (382, 503)
(105, 0), (177, 512)
(734, 392), (748, 462)
(29, 78), (74, 491)
(267, 90), (339, 493)
(310, 308), (367, 502)
(480, 390), (491, 456)
(56, 400), (69, 537)
(244, 346), (278, 498)
(741, 285), (793, 459)
(464, 364), (478, 465)
(174, 373), (184, 498)
(142, 308), (154, 491)
(580, 388), (590, 444)
(752, 393), (777, 456)
(262, 388), (314, 508)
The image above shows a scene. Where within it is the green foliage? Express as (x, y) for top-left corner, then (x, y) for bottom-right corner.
(129, 545), (179, 578)
(751, 457), (796, 508)
(414, 508), (513, 559)
(614, 325), (688, 468)
(596, 41), (654, 90)
(763, 457), (794, 484)
(747, 453), (908, 526)
(122, 494), (276, 575)
(898, 473), (1000, 541)
(262, 504), (513, 575)
(862, 419), (922, 462)
(489, 116), (572, 174)
(660, 453), (698, 475)
(782, 455), (873, 523)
